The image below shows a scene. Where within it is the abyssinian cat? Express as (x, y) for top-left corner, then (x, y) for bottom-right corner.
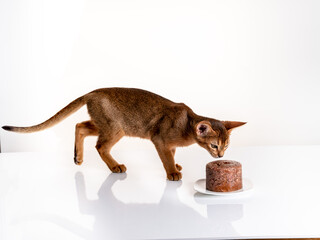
(2, 88), (246, 181)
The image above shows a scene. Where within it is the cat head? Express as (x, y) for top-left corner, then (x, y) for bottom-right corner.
(194, 120), (246, 158)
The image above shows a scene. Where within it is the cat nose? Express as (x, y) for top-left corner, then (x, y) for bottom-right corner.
(218, 153), (224, 158)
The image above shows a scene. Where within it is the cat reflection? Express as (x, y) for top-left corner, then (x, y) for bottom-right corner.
(75, 172), (243, 240)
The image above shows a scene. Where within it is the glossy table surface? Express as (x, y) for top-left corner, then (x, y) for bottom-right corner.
(1, 144), (320, 239)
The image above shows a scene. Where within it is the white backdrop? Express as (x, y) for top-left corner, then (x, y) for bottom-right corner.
(1, 0), (320, 152)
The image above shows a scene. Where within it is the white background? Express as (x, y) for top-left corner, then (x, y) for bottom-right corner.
(1, 0), (320, 152)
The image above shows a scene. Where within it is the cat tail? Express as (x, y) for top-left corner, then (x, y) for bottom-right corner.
(2, 95), (87, 133)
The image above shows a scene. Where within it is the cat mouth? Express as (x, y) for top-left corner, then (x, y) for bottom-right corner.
(209, 152), (220, 158)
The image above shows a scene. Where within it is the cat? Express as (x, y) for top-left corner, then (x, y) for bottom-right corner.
(2, 88), (246, 181)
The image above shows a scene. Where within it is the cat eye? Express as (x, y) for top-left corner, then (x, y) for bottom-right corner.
(210, 144), (218, 149)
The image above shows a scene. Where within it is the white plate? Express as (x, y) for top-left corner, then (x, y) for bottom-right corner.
(194, 178), (254, 196)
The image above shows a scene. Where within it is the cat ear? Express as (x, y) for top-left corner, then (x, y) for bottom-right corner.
(195, 121), (215, 137)
(222, 121), (246, 132)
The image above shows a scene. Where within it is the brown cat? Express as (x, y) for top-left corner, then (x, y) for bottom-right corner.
(2, 88), (246, 181)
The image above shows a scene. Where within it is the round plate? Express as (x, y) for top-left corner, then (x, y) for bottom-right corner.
(194, 178), (254, 196)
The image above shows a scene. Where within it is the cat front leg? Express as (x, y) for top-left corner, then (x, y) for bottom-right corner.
(175, 163), (182, 171)
(171, 148), (182, 171)
(153, 143), (182, 181)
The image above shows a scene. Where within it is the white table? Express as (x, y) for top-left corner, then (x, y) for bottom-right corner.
(1, 144), (320, 240)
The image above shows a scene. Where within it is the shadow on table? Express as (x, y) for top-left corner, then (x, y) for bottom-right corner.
(71, 172), (243, 240)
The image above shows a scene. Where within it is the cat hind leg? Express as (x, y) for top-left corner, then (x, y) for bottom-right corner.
(95, 129), (126, 173)
(74, 121), (99, 165)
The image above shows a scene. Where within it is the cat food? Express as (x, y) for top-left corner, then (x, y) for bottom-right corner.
(206, 160), (242, 192)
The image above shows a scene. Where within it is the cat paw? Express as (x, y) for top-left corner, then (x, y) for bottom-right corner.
(74, 157), (83, 165)
(111, 164), (127, 173)
(175, 163), (182, 171)
(167, 171), (182, 181)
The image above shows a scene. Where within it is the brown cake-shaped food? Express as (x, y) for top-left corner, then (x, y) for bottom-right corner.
(206, 160), (242, 192)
